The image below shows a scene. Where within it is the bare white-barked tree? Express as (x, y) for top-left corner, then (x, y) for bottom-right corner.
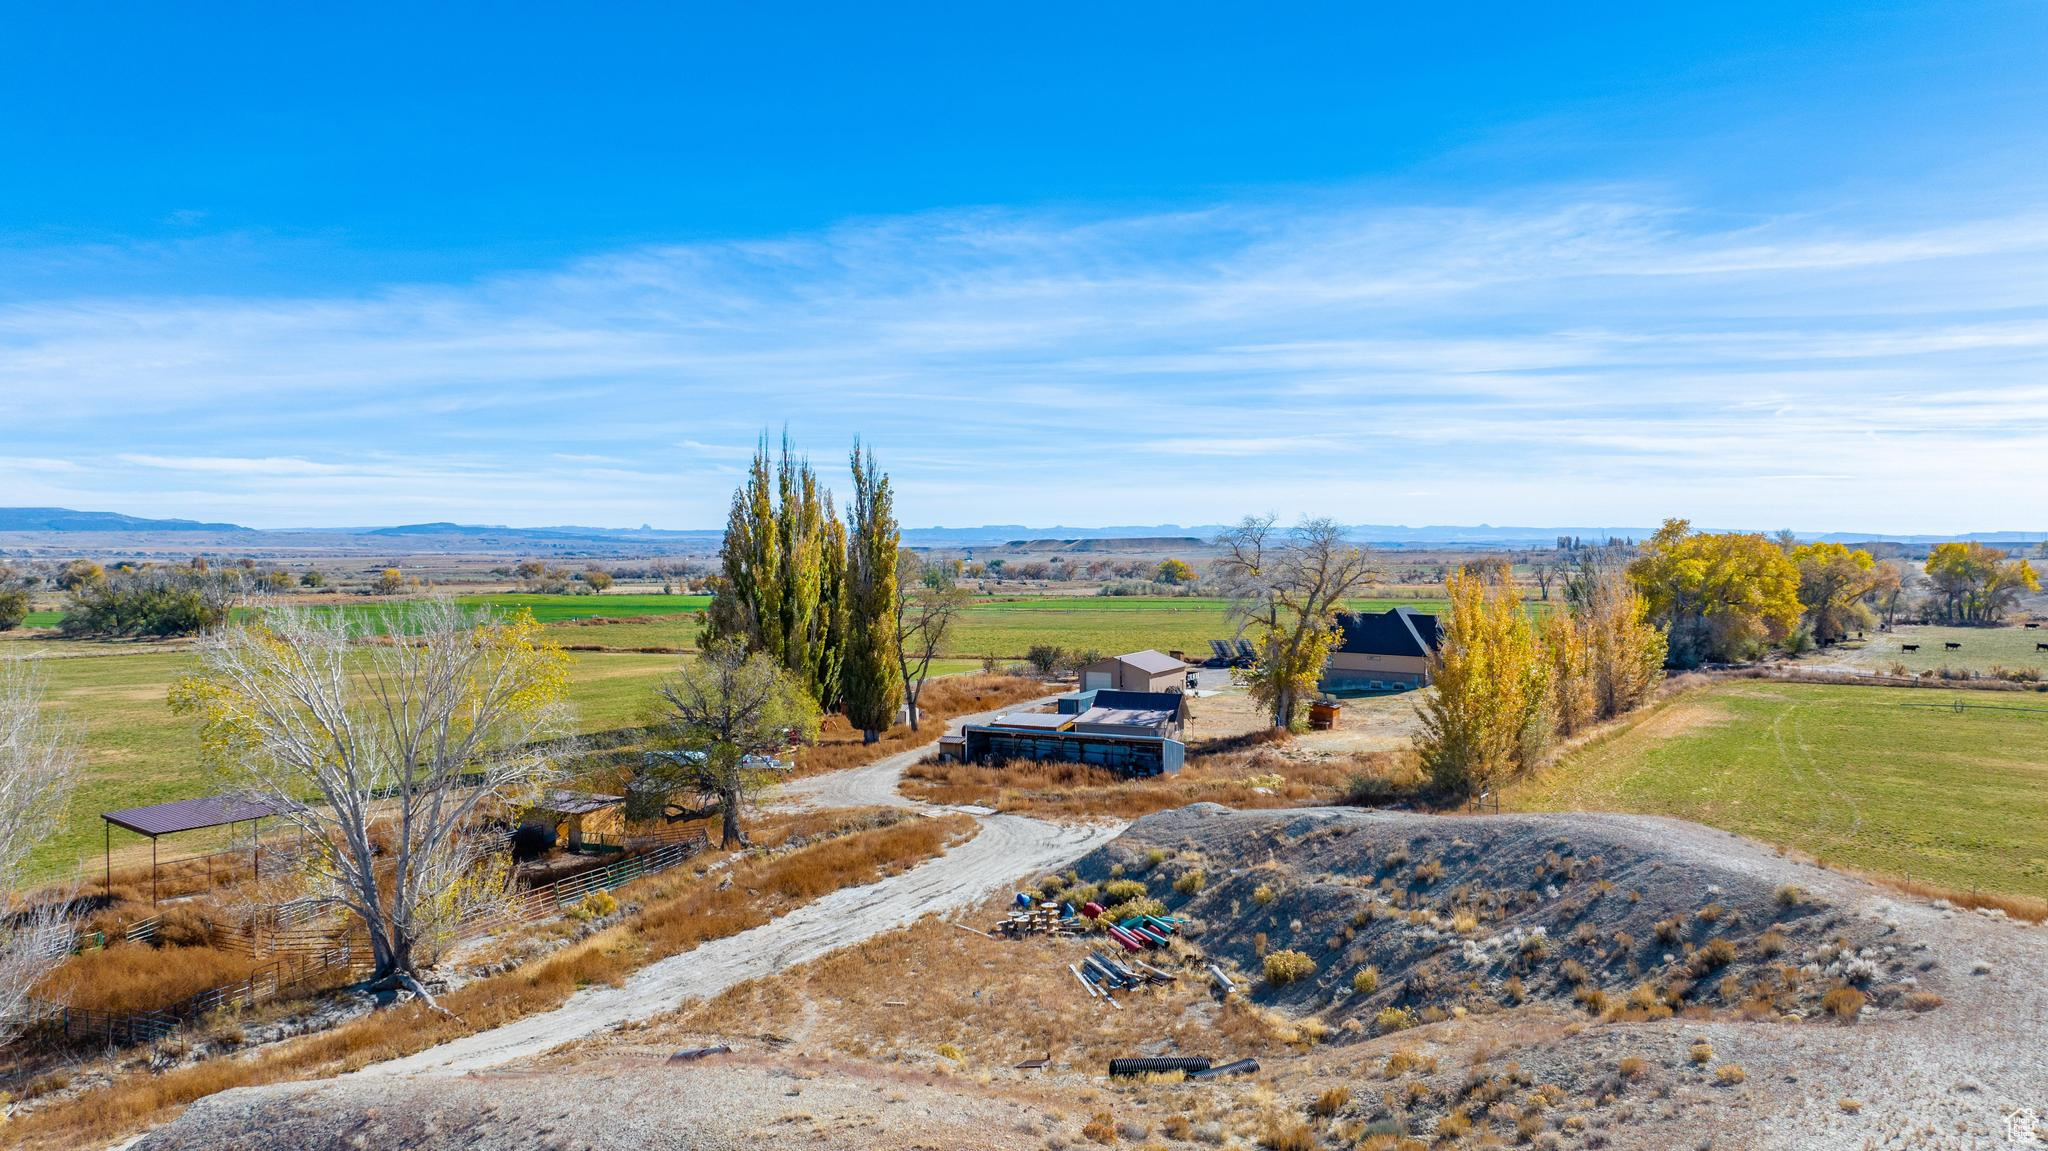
(0, 659), (82, 1043)
(172, 600), (572, 1007)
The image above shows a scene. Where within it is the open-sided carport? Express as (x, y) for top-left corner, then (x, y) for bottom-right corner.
(100, 794), (291, 905)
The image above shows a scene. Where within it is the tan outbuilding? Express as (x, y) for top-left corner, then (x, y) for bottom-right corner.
(1077, 648), (1189, 693)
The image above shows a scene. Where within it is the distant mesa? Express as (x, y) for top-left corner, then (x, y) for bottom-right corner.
(0, 507), (251, 533)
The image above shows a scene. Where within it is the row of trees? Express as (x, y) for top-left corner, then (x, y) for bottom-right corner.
(1418, 558), (1666, 797)
(59, 565), (237, 638)
(648, 436), (977, 851)
(1627, 520), (2042, 667)
(700, 436), (904, 740)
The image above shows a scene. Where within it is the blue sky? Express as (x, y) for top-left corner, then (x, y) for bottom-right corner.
(2, 2), (2044, 532)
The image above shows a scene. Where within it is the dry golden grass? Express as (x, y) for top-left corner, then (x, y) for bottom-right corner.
(791, 674), (1052, 778)
(6, 811), (974, 1150)
(35, 943), (261, 1016)
(1859, 871), (2048, 924)
(901, 736), (1371, 820)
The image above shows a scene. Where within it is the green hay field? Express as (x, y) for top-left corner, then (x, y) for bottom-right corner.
(939, 594), (1503, 660)
(1508, 680), (2048, 900)
(19, 646), (687, 878)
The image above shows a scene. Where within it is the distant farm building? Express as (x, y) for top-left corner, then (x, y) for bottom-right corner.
(1320, 606), (1441, 693)
(1077, 649), (1189, 693)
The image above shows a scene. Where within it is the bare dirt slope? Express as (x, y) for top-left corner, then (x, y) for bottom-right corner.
(140, 806), (2048, 1151)
(135, 1055), (1057, 1151)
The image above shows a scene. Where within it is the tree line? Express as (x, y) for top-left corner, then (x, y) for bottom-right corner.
(641, 435), (970, 849)
(1417, 555), (1667, 798)
(1627, 519), (2040, 667)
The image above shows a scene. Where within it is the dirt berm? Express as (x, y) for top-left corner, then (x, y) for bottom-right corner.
(135, 806), (2047, 1150)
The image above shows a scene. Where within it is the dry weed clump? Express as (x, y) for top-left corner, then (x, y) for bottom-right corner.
(1374, 1006), (1416, 1034)
(1714, 1064), (1747, 1086)
(1822, 985), (1866, 1021)
(1262, 949), (1316, 986)
(1259, 1118), (1316, 1151)
(1310, 1086), (1351, 1117)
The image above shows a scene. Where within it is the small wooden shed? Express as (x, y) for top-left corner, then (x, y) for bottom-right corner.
(522, 790), (627, 849)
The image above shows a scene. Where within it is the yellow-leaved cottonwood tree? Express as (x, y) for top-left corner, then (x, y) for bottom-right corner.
(1415, 569), (1551, 798)
(1790, 541), (1882, 646)
(172, 601), (573, 1008)
(1628, 518), (1802, 667)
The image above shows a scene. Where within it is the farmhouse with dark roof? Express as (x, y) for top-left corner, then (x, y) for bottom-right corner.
(1320, 606), (1441, 692)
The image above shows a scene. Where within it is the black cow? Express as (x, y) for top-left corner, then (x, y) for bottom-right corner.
(1901, 644), (1919, 652)
(2037, 642), (2048, 651)
(1944, 642), (1962, 650)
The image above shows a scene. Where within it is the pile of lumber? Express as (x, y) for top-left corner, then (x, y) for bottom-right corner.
(992, 895), (1086, 938)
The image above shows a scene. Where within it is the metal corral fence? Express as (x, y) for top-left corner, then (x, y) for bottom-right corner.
(20, 827), (709, 1055)
(459, 827), (710, 938)
(20, 943), (366, 1053)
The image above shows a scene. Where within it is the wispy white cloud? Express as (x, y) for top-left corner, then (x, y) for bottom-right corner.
(1, 189), (2045, 531)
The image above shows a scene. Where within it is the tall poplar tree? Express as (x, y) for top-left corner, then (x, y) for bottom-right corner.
(702, 432), (849, 708)
(841, 443), (903, 742)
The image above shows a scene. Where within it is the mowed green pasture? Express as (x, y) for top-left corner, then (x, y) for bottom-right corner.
(311, 593), (711, 628)
(1808, 623), (2047, 676)
(1508, 681), (2048, 899)
(940, 595), (1505, 659)
(19, 647), (688, 877)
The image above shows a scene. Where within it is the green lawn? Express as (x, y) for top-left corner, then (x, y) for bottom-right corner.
(1508, 681), (2048, 899)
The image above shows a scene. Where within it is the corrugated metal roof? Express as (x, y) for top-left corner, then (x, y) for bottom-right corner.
(988, 711), (1075, 730)
(1117, 649), (1187, 675)
(1074, 706), (1175, 730)
(101, 794), (288, 838)
(531, 789), (625, 816)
